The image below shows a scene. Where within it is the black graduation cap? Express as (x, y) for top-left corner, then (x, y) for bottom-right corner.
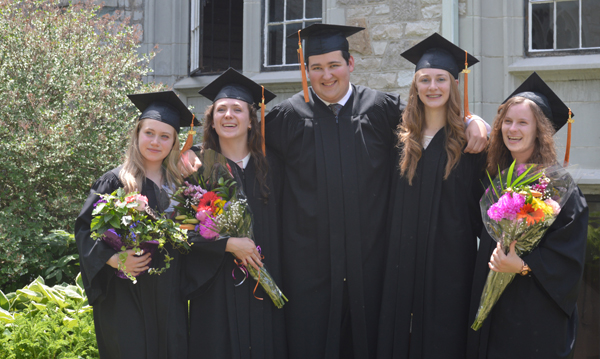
(288, 24), (364, 59)
(198, 68), (276, 107)
(127, 91), (198, 133)
(401, 32), (479, 79)
(503, 72), (573, 131)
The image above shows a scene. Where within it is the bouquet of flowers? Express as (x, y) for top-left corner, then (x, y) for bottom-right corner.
(471, 160), (576, 330)
(173, 149), (288, 308)
(90, 188), (191, 283)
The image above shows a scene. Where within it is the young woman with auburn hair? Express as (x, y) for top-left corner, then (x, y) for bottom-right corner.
(377, 33), (488, 359)
(468, 73), (588, 359)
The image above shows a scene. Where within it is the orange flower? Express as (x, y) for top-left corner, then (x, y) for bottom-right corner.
(517, 203), (545, 225)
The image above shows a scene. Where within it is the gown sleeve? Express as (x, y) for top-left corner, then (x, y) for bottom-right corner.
(265, 100), (299, 160)
(74, 170), (122, 305)
(182, 238), (229, 300)
(522, 187), (588, 316)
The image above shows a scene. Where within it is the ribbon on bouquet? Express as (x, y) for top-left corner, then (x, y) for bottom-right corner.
(232, 246), (265, 300)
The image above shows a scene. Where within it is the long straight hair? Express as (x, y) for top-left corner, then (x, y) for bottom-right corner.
(120, 119), (182, 193)
(487, 97), (557, 176)
(202, 102), (270, 202)
(398, 71), (467, 185)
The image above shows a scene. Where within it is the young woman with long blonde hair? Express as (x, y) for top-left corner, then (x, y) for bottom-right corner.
(75, 91), (196, 359)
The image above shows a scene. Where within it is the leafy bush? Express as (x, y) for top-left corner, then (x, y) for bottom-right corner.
(0, 0), (166, 291)
(0, 274), (98, 358)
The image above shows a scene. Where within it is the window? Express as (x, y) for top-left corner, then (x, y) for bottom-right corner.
(528, 0), (600, 55)
(190, 0), (243, 75)
(263, 0), (323, 69)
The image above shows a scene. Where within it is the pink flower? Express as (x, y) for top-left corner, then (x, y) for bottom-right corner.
(195, 210), (208, 222)
(125, 194), (148, 211)
(544, 198), (561, 216)
(487, 192), (525, 221)
(198, 216), (219, 240)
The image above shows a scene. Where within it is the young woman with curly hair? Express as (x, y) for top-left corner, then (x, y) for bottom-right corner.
(181, 68), (287, 359)
(468, 73), (588, 359)
(377, 33), (488, 359)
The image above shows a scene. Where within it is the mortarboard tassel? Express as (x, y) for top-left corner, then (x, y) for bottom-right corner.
(261, 85), (266, 156)
(461, 51), (471, 122)
(180, 114), (196, 155)
(297, 30), (310, 103)
(563, 108), (574, 167)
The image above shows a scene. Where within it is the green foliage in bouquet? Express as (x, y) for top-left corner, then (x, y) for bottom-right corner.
(0, 0), (166, 291)
(486, 160), (544, 199)
(0, 273), (98, 358)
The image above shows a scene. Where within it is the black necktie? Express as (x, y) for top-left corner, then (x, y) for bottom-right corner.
(329, 103), (343, 116)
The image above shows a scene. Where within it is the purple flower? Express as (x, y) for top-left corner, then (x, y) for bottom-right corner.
(487, 192), (525, 221)
(93, 199), (107, 208)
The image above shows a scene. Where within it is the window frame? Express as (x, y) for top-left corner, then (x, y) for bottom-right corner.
(526, 0), (600, 57)
(261, 0), (322, 72)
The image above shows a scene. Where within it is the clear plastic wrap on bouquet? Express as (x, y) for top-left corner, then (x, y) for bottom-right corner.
(471, 162), (576, 330)
(174, 149), (288, 308)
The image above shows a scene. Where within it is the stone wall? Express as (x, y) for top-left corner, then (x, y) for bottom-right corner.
(341, 0), (467, 100)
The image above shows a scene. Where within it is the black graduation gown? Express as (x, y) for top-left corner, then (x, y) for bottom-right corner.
(74, 167), (188, 359)
(377, 128), (487, 359)
(467, 188), (588, 359)
(265, 85), (403, 359)
(183, 154), (287, 359)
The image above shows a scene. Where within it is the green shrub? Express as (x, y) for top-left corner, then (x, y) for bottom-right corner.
(0, 274), (98, 358)
(0, 0), (166, 291)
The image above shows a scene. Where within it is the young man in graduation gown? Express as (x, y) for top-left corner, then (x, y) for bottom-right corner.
(264, 25), (489, 359)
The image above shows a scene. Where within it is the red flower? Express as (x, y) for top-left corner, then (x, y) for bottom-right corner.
(517, 204), (545, 225)
(198, 191), (220, 213)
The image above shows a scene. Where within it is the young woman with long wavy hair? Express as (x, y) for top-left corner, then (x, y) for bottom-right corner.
(181, 68), (287, 359)
(468, 73), (588, 359)
(377, 34), (488, 359)
(75, 91), (196, 358)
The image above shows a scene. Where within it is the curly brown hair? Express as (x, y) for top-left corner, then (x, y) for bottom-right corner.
(398, 71), (467, 185)
(202, 102), (270, 202)
(486, 97), (557, 176)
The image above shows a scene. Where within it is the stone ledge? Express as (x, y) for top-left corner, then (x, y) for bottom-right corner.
(173, 71), (303, 96)
(508, 54), (600, 80)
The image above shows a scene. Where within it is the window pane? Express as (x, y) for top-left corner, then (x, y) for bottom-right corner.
(556, 0), (579, 49)
(199, 0), (243, 74)
(306, 0), (322, 19)
(287, 0), (303, 21)
(269, 0), (284, 22)
(267, 25), (283, 65)
(286, 23), (303, 65)
(531, 3), (554, 50)
(582, 0), (600, 48)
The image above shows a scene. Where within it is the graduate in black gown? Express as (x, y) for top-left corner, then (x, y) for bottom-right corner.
(376, 33), (487, 359)
(182, 69), (287, 359)
(467, 73), (588, 359)
(75, 91), (197, 359)
(265, 26), (489, 359)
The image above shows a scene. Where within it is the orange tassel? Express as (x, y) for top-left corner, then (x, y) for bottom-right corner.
(563, 108), (573, 167)
(297, 30), (310, 103)
(261, 86), (266, 156)
(180, 114), (196, 154)
(461, 51), (471, 122)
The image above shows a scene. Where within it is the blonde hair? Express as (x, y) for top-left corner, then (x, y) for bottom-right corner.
(398, 71), (467, 185)
(120, 119), (182, 193)
(487, 97), (557, 176)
